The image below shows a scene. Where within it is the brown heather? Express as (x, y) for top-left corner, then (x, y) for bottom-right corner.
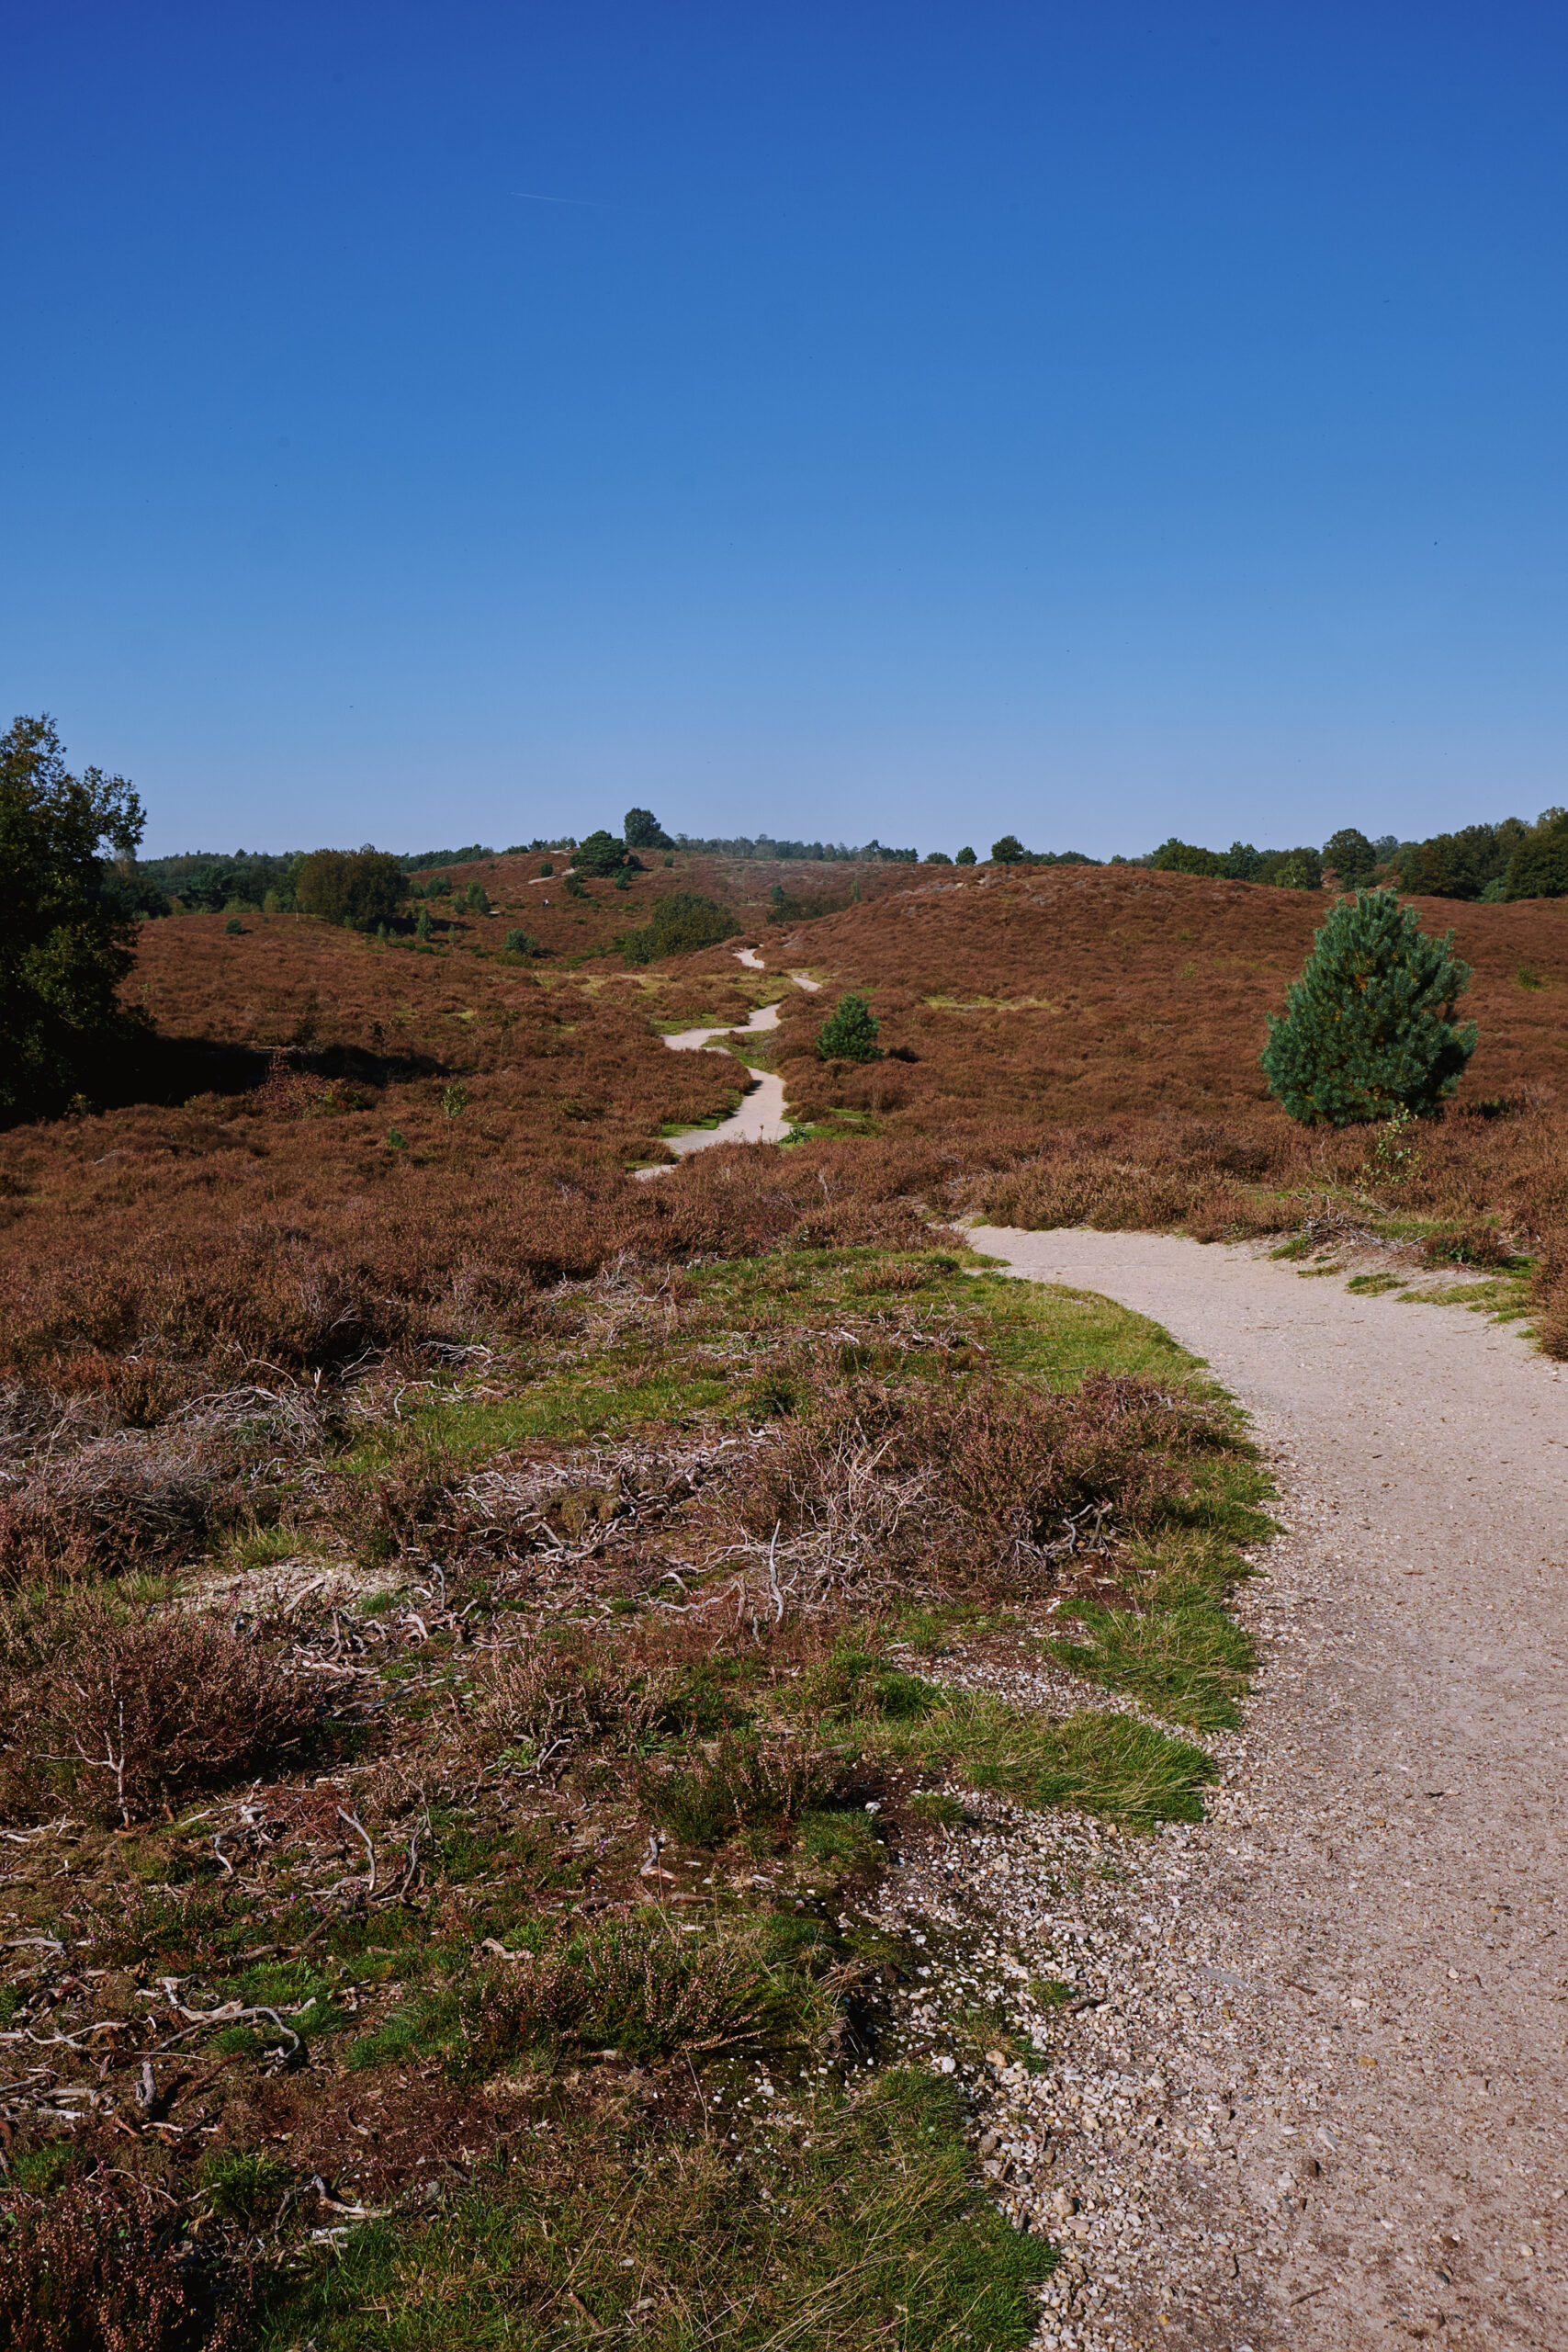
(4, 861), (1568, 1433)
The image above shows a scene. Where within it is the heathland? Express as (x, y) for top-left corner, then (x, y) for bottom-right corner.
(1, 844), (1565, 2346)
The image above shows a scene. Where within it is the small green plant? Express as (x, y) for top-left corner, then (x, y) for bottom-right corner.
(614, 868), (631, 890)
(224, 916), (244, 935)
(442, 1081), (468, 1120)
(817, 992), (882, 1063)
(388, 1126), (407, 1150)
(564, 870), (587, 899)
(199, 2149), (291, 2224)
(504, 928), (540, 956)
(538, 859), (554, 876)
(1363, 1103), (1423, 1187)
(1517, 962), (1542, 989)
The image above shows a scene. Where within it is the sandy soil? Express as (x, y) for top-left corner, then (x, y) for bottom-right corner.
(966, 1227), (1568, 2351)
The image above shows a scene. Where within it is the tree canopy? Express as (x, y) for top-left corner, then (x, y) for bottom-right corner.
(294, 849), (407, 930)
(623, 808), (674, 851)
(0, 714), (148, 1125)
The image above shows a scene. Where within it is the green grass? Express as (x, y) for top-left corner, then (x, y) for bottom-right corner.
(258, 2071), (1053, 2352)
(873, 1690), (1219, 1829)
(1043, 1580), (1254, 1732)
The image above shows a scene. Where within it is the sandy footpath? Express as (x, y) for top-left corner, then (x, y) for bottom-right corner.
(967, 1227), (1568, 2351)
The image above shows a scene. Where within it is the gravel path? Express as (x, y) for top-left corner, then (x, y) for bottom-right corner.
(958, 1227), (1568, 2351)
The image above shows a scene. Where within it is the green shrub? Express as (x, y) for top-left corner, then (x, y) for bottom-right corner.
(817, 992), (882, 1062)
(504, 928), (541, 956)
(1260, 888), (1476, 1125)
(619, 891), (739, 965)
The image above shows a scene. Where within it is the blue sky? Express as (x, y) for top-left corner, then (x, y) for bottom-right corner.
(5, 2), (1565, 858)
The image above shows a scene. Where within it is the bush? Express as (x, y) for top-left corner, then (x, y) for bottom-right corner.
(990, 835), (1028, 865)
(573, 830), (628, 877)
(0, 1599), (320, 1825)
(1260, 889), (1477, 1125)
(0, 2173), (249, 2351)
(954, 845), (976, 865)
(619, 892), (740, 965)
(294, 849), (407, 931)
(504, 928), (541, 956)
(817, 993), (882, 1063)
(0, 714), (148, 1125)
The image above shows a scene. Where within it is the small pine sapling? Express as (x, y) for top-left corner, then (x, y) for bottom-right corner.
(1260, 888), (1477, 1125)
(817, 992), (882, 1063)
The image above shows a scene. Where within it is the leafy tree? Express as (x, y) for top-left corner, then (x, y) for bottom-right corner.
(504, 928), (541, 956)
(624, 807), (673, 850)
(563, 870), (588, 899)
(1258, 846), (1323, 890)
(0, 714), (148, 1124)
(1149, 839), (1225, 877)
(619, 892), (739, 965)
(295, 849), (407, 930)
(924, 850), (953, 865)
(1322, 828), (1377, 889)
(1397, 822), (1521, 900)
(1223, 842), (1264, 880)
(1260, 889), (1476, 1125)
(990, 834), (1028, 865)
(574, 829), (629, 876)
(1505, 809), (1568, 899)
(817, 992), (882, 1063)
(954, 846), (976, 865)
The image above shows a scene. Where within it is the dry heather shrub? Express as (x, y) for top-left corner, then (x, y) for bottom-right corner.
(0, 1600), (320, 1826)
(1529, 1227), (1568, 1359)
(467, 1912), (817, 2070)
(0, 1428), (236, 1584)
(734, 1363), (1230, 1595)
(0, 2173), (249, 2352)
(471, 1633), (674, 1758)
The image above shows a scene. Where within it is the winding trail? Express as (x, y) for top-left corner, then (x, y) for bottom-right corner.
(633, 1002), (789, 1178)
(969, 1227), (1568, 2349)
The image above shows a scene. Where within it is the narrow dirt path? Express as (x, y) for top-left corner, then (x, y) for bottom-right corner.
(633, 1002), (789, 1177)
(969, 1227), (1568, 2350)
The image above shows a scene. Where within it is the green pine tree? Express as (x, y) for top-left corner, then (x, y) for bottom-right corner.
(1260, 889), (1476, 1125)
(817, 992), (882, 1063)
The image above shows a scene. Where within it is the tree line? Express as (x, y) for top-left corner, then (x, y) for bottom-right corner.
(1143, 812), (1568, 900)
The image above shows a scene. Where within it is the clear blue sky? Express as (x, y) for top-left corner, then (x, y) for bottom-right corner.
(5, 2), (1565, 858)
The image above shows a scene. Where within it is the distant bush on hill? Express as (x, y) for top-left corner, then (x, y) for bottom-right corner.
(619, 891), (740, 965)
(295, 848), (408, 931)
